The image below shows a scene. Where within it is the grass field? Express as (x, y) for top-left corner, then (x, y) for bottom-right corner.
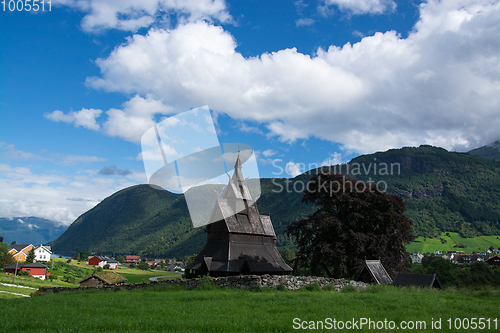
(406, 232), (500, 253)
(0, 285), (499, 332)
(116, 269), (182, 283)
(0, 271), (76, 299)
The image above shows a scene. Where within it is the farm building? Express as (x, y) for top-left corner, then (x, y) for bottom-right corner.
(87, 255), (118, 269)
(355, 260), (392, 285)
(78, 271), (127, 287)
(185, 155), (292, 278)
(392, 273), (442, 289)
(4, 263), (50, 280)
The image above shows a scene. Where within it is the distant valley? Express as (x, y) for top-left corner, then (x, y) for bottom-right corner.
(0, 217), (67, 246)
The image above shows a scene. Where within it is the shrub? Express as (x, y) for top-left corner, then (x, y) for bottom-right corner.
(63, 275), (76, 283)
(341, 284), (358, 293)
(322, 284), (337, 292)
(277, 283), (287, 291)
(196, 275), (219, 291)
(305, 282), (322, 292)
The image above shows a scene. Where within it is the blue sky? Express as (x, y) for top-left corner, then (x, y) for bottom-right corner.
(0, 0), (499, 224)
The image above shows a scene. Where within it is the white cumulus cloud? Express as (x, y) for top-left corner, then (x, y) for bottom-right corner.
(320, 0), (396, 15)
(44, 108), (102, 131)
(53, 0), (231, 32)
(54, 0), (500, 154)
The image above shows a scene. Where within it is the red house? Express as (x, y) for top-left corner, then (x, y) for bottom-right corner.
(125, 255), (140, 265)
(4, 263), (50, 280)
(87, 256), (118, 269)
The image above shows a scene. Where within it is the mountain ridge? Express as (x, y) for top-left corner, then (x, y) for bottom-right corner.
(49, 145), (500, 257)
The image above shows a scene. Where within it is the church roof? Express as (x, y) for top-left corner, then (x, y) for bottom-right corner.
(207, 154), (274, 237)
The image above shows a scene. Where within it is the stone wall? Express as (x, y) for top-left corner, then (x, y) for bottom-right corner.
(36, 275), (368, 295)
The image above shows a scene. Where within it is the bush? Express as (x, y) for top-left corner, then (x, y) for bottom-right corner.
(18, 270), (30, 276)
(341, 284), (358, 293)
(196, 275), (219, 291)
(322, 284), (337, 292)
(277, 283), (287, 291)
(63, 275), (76, 283)
(304, 282), (322, 292)
(66, 258), (72, 263)
(103, 264), (110, 270)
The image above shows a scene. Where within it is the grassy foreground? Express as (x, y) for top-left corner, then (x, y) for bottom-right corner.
(0, 285), (499, 332)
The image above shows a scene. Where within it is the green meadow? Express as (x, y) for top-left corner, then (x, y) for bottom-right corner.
(0, 285), (499, 332)
(406, 232), (500, 253)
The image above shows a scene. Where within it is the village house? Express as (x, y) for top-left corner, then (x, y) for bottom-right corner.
(78, 271), (126, 287)
(453, 253), (489, 265)
(4, 262), (50, 280)
(125, 255), (140, 265)
(485, 255), (500, 266)
(33, 244), (52, 262)
(166, 262), (185, 272)
(410, 252), (424, 264)
(8, 243), (34, 262)
(87, 255), (119, 269)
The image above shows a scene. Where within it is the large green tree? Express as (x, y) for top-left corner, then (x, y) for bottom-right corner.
(286, 172), (415, 278)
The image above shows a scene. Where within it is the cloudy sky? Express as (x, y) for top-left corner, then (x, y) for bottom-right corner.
(0, 0), (499, 224)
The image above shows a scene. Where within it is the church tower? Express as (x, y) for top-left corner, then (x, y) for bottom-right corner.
(185, 155), (292, 277)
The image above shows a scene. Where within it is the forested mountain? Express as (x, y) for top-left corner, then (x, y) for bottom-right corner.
(49, 145), (500, 257)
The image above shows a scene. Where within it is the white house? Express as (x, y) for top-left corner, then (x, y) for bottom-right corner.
(33, 245), (52, 262)
(410, 252), (424, 264)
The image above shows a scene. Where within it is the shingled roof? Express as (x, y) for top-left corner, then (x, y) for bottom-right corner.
(5, 263), (48, 269)
(392, 273), (442, 289)
(8, 244), (32, 252)
(355, 260), (392, 285)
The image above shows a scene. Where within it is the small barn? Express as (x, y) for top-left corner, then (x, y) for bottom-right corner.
(78, 271), (127, 287)
(392, 273), (442, 289)
(355, 260), (392, 285)
(4, 263), (50, 280)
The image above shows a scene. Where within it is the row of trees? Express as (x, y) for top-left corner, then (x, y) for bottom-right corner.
(415, 256), (500, 287)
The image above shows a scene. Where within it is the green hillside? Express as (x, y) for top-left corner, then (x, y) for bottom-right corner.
(342, 145), (500, 238)
(50, 145), (500, 257)
(406, 232), (500, 254)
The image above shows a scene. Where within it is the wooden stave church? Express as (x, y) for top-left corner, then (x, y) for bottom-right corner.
(185, 155), (292, 278)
